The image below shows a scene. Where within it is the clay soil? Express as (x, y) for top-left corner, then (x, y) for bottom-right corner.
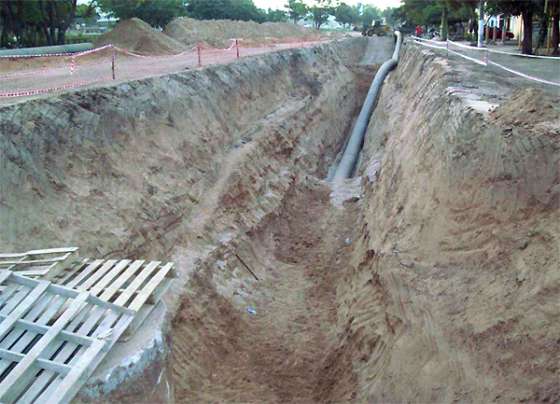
(171, 179), (360, 403)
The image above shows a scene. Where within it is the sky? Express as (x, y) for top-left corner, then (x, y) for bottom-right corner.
(77, 0), (403, 12)
(254, 0), (403, 11)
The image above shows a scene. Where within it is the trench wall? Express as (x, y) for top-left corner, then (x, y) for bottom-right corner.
(0, 38), (367, 259)
(327, 43), (559, 403)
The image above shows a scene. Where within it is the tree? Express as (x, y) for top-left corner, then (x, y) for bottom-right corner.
(335, 2), (357, 28)
(75, 2), (98, 25)
(310, 0), (334, 30)
(361, 5), (381, 29)
(0, 0), (78, 47)
(226, 0), (266, 22)
(185, 0), (267, 22)
(397, 0), (477, 38)
(265, 8), (288, 22)
(382, 7), (398, 27)
(551, 0), (559, 54)
(488, 0), (543, 54)
(286, 0), (307, 24)
(98, 0), (187, 28)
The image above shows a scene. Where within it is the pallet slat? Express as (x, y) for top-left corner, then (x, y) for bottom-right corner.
(0, 291), (90, 402)
(0, 281), (49, 339)
(0, 253), (175, 404)
(129, 263), (174, 311)
(36, 339), (106, 404)
(0, 348), (71, 375)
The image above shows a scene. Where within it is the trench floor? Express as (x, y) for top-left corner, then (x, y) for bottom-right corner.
(172, 179), (359, 403)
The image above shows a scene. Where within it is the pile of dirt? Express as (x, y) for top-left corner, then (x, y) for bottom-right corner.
(164, 17), (321, 48)
(95, 18), (186, 55)
(490, 87), (560, 136)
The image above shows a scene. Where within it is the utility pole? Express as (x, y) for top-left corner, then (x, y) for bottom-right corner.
(478, 0), (485, 48)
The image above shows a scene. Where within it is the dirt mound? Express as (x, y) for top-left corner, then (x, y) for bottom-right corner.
(95, 18), (186, 55)
(164, 17), (321, 48)
(490, 87), (560, 136)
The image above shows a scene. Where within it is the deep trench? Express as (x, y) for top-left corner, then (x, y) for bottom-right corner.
(3, 35), (556, 403)
(167, 51), (377, 403)
(170, 161), (364, 403)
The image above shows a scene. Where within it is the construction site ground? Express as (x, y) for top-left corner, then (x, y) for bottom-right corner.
(0, 32), (558, 403)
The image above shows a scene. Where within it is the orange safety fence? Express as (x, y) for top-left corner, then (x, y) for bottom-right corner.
(0, 39), (330, 100)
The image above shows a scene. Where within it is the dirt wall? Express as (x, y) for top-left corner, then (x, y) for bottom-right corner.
(0, 37), (378, 401)
(0, 38), (366, 259)
(328, 43), (560, 403)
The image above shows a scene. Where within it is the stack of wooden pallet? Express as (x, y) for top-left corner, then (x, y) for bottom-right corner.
(0, 271), (135, 403)
(0, 248), (175, 404)
(53, 258), (176, 339)
(0, 247), (79, 279)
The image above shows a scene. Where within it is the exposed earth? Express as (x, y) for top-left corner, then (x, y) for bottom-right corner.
(0, 32), (558, 403)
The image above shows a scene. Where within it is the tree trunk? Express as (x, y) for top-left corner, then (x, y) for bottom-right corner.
(0, 26), (8, 48)
(501, 16), (507, 43)
(57, 28), (65, 45)
(440, 4), (448, 40)
(521, 8), (533, 54)
(537, 10), (549, 50)
(553, 2), (560, 55)
(477, 0), (484, 47)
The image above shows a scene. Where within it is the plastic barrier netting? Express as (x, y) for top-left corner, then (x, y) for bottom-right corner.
(0, 39), (329, 100)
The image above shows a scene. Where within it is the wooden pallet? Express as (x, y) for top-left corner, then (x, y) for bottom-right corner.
(0, 247), (78, 278)
(0, 270), (135, 404)
(52, 259), (175, 339)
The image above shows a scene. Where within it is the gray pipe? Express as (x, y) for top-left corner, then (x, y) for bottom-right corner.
(0, 43), (93, 57)
(333, 31), (402, 180)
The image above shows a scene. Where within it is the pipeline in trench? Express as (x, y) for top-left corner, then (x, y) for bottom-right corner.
(168, 35), (403, 403)
(3, 33), (556, 403)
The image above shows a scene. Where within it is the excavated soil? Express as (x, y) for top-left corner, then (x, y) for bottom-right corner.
(95, 18), (186, 55)
(0, 37), (558, 403)
(165, 17), (323, 48)
(171, 179), (360, 402)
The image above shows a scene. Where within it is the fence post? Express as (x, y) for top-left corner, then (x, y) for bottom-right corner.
(236, 39), (239, 59)
(111, 49), (116, 80)
(197, 43), (202, 67)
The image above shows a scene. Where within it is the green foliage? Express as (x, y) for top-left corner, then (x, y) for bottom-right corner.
(310, 0), (334, 30)
(487, 0), (544, 54)
(97, 0), (187, 28)
(382, 7), (399, 27)
(334, 3), (358, 28)
(361, 5), (382, 29)
(0, 0), (78, 47)
(187, 0), (282, 22)
(486, 0), (543, 17)
(75, 3), (99, 25)
(286, 0), (307, 24)
(265, 8), (288, 22)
